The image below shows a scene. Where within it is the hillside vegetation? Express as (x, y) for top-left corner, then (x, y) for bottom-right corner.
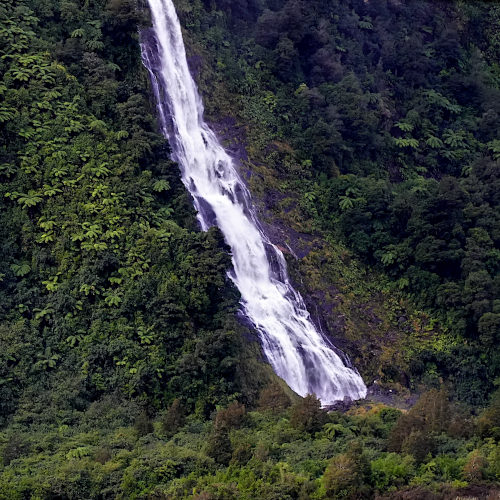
(0, 0), (499, 498)
(177, 0), (500, 404)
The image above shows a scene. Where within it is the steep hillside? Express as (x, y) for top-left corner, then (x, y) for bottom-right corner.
(0, 0), (499, 498)
(0, 0), (270, 437)
(176, 0), (500, 404)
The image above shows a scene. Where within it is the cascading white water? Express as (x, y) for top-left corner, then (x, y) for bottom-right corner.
(140, 0), (367, 405)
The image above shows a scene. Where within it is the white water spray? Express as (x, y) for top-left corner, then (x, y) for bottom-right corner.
(140, 0), (367, 404)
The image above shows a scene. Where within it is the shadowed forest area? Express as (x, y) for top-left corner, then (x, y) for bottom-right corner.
(0, 0), (499, 498)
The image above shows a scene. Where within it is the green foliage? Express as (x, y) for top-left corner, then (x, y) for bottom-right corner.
(214, 401), (246, 431)
(1, 0), (500, 498)
(323, 441), (371, 499)
(178, 0), (500, 404)
(205, 427), (232, 466)
(1, 396), (499, 498)
(162, 398), (186, 437)
(477, 388), (500, 439)
(388, 389), (455, 457)
(257, 381), (292, 414)
(371, 453), (415, 492)
(134, 410), (154, 437)
(0, 0), (262, 433)
(290, 394), (327, 433)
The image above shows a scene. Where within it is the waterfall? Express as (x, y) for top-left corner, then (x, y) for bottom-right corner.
(140, 0), (367, 405)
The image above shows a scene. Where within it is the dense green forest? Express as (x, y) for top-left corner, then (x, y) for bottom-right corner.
(0, 0), (499, 498)
(179, 0), (500, 405)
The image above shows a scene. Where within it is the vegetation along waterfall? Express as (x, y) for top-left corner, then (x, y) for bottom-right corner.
(140, 0), (367, 405)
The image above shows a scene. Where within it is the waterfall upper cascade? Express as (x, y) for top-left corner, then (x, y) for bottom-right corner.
(140, 0), (367, 405)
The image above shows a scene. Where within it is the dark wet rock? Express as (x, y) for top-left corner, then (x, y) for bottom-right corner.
(209, 116), (249, 165)
(367, 382), (418, 410)
(186, 54), (203, 79)
(325, 397), (355, 413)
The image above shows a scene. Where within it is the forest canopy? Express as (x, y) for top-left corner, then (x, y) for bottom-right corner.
(178, 0), (500, 404)
(0, 0), (499, 498)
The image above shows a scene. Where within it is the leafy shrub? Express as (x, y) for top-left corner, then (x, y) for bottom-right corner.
(290, 394), (327, 433)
